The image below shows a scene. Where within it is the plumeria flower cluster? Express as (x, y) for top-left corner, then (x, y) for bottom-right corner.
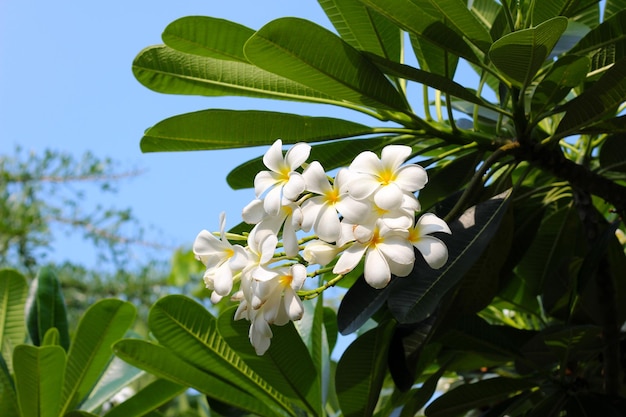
(193, 140), (451, 355)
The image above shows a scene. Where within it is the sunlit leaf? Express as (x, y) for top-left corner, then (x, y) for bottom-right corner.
(244, 17), (409, 111)
(489, 17), (568, 88)
(13, 344), (66, 417)
(101, 379), (186, 417)
(140, 110), (375, 152)
(0, 354), (19, 417)
(0, 269), (28, 372)
(162, 16), (254, 62)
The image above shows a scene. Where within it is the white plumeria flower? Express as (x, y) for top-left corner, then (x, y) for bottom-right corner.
(193, 213), (247, 297)
(241, 225), (280, 286)
(303, 240), (340, 266)
(302, 164), (369, 243)
(254, 202), (303, 258)
(254, 139), (311, 216)
(348, 145), (427, 211)
(333, 220), (415, 289)
(409, 213), (451, 269)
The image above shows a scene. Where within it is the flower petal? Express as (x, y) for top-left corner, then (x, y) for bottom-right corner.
(263, 185), (283, 216)
(374, 183), (404, 210)
(250, 316), (272, 355)
(283, 173), (306, 201)
(350, 150), (382, 175)
(364, 247), (391, 289)
(333, 243), (367, 275)
(285, 142), (311, 169)
(347, 174), (379, 200)
(315, 204), (341, 242)
(395, 164), (428, 192)
(381, 145), (411, 170)
(262, 139), (285, 173)
(303, 161), (332, 195)
(242, 198), (266, 224)
(417, 213), (452, 235)
(414, 236), (449, 269)
(254, 170), (280, 197)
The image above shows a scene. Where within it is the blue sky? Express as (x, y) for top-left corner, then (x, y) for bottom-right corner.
(0, 1), (378, 267)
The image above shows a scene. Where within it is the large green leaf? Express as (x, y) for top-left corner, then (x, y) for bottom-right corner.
(140, 110), (375, 152)
(162, 16), (254, 62)
(531, 55), (591, 118)
(59, 299), (136, 415)
(425, 377), (538, 417)
(410, 0), (493, 53)
(148, 295), (295, 417)
(531, 0), (599, 25)
(27, 267), (70, 351)
(489, 17), (568, 88)
(217, 306), (322, 416)
(80, 356), (145, 413)
(555, 56), (626, 138)
(387, 191), (511, 324)
(409, 33), (459, 77)
(227, 136), (391, 190)
(569, 9), (626, 74)
(13, 344), (66, 417)
(337, 269), (390, 335)
(335, 320), (395, 417)
(102, 379), (186, 417)
(113, 339), (282, 417)
(360, 0), (481, 64)
(599, 133), (626, 173)
(0, 354), (19, 417)
(244, 17), (409, 111)
(133, 45), (340, 104)
(605, 0), (626, 21)
(318, 0), (401, 61)
(0, 269), (28, 371)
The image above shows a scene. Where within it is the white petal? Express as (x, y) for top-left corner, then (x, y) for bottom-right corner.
(315, 204), (341, 242)
(395, 164), (428, 192)
(259, 233), (278, 264)
(250, 317), (273, 355)
(379, 236), (415, 266)
(333, 243), (367, 275)
(283, 173), (306, 201)
(302, 161), (332, 195)
(381, 145), (411, 170)
(282, 215), (300, 257)
(285, 142), (311, 169)
(303, 240), (339, 266)
(347, 174), (379, 200)
(417, 213), (452, 235)
(363, 248), (391, 289)
(254, 170), (280, 197)
(290, 264), (307, 289)
(213, 263), (234, 296)
(242, 198), (266, 224)
(374, 183), (404, 210)
(262, 139), (285, 173)
(335, 196), (371, 224)
(263, 185), (283, 216)
(350, 151), (382, 175)
(415, 236), (449, 269)
(301, 197), (324, 232)
(283, 289), (304, 321)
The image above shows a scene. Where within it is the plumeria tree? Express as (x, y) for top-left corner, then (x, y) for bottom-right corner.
(113, 1), (626, 416)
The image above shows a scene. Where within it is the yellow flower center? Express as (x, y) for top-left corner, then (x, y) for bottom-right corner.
(324, 187), (340, 205)
(279, 274), (293, 287)
(379, 167), (396, 185)
(408, 225), (420, 243)
(368, 228), (383, 248)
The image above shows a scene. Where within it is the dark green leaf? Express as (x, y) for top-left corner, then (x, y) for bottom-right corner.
(318, 0), (401, 61)
(555, 57), (626, 138)
(140, 110), (375, 152)
(13, 344), (66, 417)
(409, 33), (459, 77)
(425, 377), (537, 417)
(0, 353), (19, 417)
(217, 306), (322, 416)
(531, 55), (591, 117)
(27, 267), (70, 351)
(361, 0), (481, 64)
(489, 17), (568, 88)
(244, 17), (409, 111)
(387, 191), (511, 324)
(399, 361), (448, 417)
(162, 16), (254, 62)
(0, 268), (28, 371)
(113, 339), (282, 417)
(227, 136), (391, 190)
(59, 299), (136, 415)
(335, 320), (395, 417)
(102, 379), (186, 417)
(337, 273), (389, 335)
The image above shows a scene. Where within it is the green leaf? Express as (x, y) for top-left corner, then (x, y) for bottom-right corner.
(244, 17), (409, 111)
(410, 0), (493, 52)
(555, 56), (626, 138)
(140, 110), (375, 152)
(470, 0), (502, 31)
(318, 0), (401, 61)
(337, 272), (390, 335)
(489, 16), (568, 88)
(409, 33), (459, 77)
(227, 136), (391, 190)
(570, 9), (626, 74)
(133, 45), (339, 104)
(531, 55), (591, 118)
(0, 269), (28, 372)
(605, 0), (626, 21)
(217, 306), (321, 416)
(162, 16), (254, 62)
(113, 339), (283, 417)
(59, 299), (136, 415)
(425, 377), (538, 417)
(600, 134), (626, 173)
(361, 0), (481, 64)
(531, 0), (598, 25)
(102, 379), (186, 417)
(27, 267), (70, 351)
(364, 53), (491, 109)
(0, 353), (19, 417)
(13, 344), (66, 417)
(148, 295), (296, 417)
(335, 320), (395, 417)
(387, 191), (512, 324)
(80, 356), (145, 413)
(64, 412), (100, 417)
(399, 361), (448, 417)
